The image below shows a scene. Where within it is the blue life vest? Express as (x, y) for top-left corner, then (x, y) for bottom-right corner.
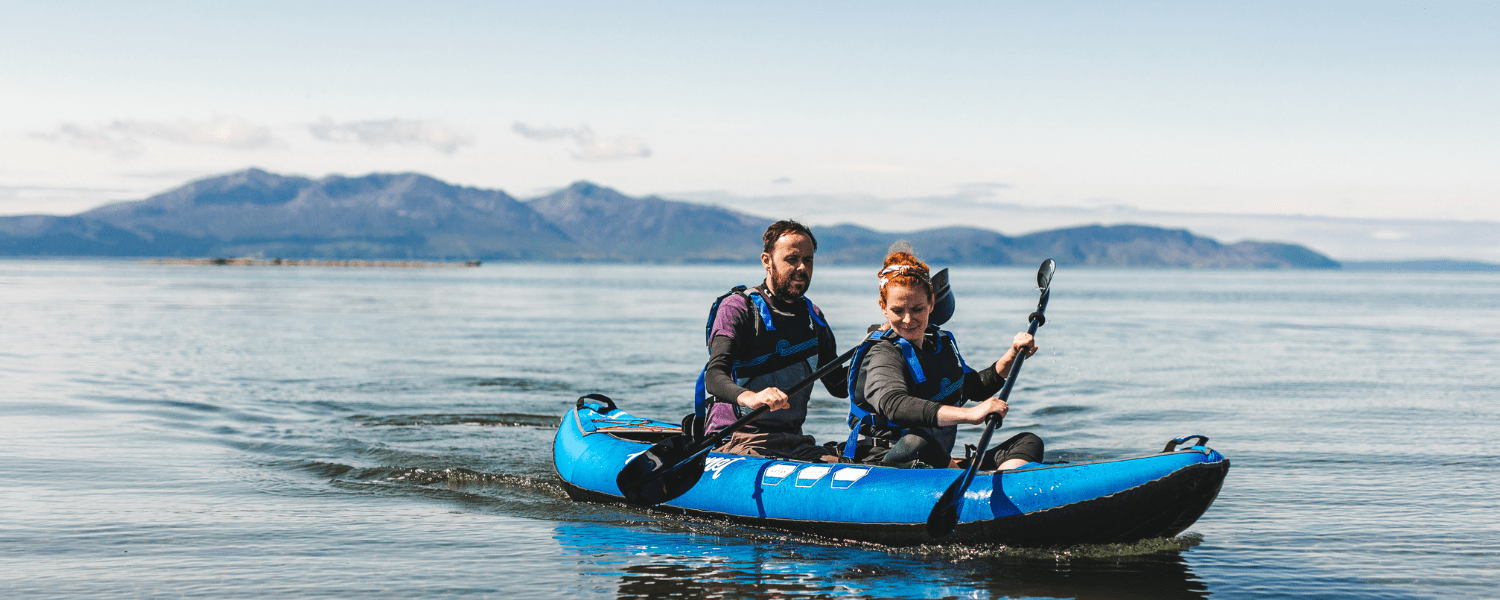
(843, 326), (973, 460)
(693, 286), (828, 422)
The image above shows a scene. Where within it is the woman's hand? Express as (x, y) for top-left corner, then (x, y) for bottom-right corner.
(738, 387), (790, 411)
(966, 396), (1009, 424)
(935, 396), (1009, 426)
(1011, 332), (1038, 357)
(994, 332), (1038, 376)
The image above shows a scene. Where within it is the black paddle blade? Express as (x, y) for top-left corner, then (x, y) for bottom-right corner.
(1037, 259), (1056, 290)
(613, 343), (867, 507)
(929, 268), (955, 326)
(926, 478), (964, 539)
(926, 418), (994, 539)
(616, 435), (707, 506)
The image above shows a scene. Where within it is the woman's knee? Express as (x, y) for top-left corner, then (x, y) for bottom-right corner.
(1006, 432), (1044, 462)
(982, 432), (1044, 469)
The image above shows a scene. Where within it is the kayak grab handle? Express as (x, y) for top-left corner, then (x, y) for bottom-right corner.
(576, 393), (619, 414)
(1162, 435), (1209, 453)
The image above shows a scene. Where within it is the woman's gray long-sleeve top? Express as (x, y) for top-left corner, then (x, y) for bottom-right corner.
(858, 333), (1006, 428)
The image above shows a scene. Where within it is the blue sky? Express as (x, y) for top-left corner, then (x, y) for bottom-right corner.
(2, 1), (1497, 258)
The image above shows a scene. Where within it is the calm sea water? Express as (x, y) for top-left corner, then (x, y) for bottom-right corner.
(2, 260), (1496, 599)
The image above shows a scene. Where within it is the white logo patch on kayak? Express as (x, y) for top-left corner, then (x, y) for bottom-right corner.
(704, 456), (745, 479)
(761, 463), (797, 486)
(623, 450), (656, 469)
(794, 466), (832, 487)
(829, 467), (869, 490)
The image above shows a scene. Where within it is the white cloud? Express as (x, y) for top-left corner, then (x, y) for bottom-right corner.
(847, 163), (910, 174)
(32, 123), (143, 158)
(1371, 228), (1411, 240)
(117, 168), (226, 180)
(116, 116), (280, 149)
(574, 134), (651, 161)
(953, 182), (1014, 195)
(512, 122), (652, 161)
(33, 116), (281, 157)
(308, 117), (474, 153)
(511, 123), (580, 142)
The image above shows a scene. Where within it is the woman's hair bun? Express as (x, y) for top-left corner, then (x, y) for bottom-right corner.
(878, 241), (932, 305)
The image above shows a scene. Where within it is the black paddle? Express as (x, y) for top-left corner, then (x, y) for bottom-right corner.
(616, 341), (871, 506)
(926, 258), (1055, 539)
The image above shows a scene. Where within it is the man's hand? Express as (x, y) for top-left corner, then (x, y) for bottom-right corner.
(738, 387), (790, 411)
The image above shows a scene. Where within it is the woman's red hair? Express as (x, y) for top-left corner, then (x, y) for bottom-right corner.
(877, 242), (932, 307)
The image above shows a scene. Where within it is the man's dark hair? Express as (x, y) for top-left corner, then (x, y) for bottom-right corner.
(762, 220), (818, 255)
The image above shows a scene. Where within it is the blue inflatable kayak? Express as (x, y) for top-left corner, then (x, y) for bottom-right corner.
(554, 396), (1229, 547)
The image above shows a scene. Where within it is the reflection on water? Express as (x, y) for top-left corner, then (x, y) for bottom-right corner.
(553, 522), (1208, 599)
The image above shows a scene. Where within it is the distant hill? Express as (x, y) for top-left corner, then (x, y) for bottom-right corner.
(92, 169), (573, 259)
(0, 168), (1340, 268)
(813, 223), (1338, 269)
(528, 182), (769, 262)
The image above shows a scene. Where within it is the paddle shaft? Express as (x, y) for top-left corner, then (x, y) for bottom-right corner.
(990, 304), (1046, 426)
(629, 341), (866, 488)
(928, 262), (1053, 538)
(946, 309), (1043, 489)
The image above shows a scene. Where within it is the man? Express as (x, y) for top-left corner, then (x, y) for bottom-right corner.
(694, 220), (847, 463)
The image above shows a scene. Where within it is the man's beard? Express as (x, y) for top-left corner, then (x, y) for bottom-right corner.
(769, 264), (810, 300)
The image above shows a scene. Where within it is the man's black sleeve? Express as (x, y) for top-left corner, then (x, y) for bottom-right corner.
(704, 335), (749, 402)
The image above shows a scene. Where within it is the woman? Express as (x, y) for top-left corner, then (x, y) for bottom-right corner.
(843, 245), (1044, 470)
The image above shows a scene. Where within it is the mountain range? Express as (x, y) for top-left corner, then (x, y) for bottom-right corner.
(0, 168), (1340, 268)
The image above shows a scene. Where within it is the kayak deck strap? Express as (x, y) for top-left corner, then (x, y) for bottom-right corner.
(593, 417), (678, 428)
(596, 425), (680, 433)
(588, 417), (682, 435)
